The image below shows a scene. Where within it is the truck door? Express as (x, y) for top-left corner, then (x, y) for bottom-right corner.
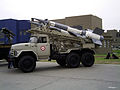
(37, 36), (50, 59)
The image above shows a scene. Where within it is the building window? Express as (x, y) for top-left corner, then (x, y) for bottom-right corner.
(104, 40), (106, 48)
(107, 41), (110, 48)
(20, 31), (22, 36)
(24, 31), (26, 35)
(116, 33), (120, 37)
(0, 34), (4, 38)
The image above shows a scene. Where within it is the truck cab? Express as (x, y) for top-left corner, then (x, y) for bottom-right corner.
(9, 34), (50, 72)
(29, 34), (50, 59)
(10, 34), (50, 59)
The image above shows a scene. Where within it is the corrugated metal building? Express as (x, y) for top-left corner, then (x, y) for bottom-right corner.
(0, 19), (31, 44)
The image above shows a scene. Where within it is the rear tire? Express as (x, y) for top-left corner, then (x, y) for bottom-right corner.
(18, 56), (36, 73)
(56, 58), (66, 67)
(66, 53), (80, 68)
(81, 53), (95, 67)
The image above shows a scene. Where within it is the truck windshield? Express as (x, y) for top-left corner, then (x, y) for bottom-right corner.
(29, 37), (38, 43)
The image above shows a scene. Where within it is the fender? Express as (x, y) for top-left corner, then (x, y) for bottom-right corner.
(60, 48), (81, 54)
(15, 50), (38, 60)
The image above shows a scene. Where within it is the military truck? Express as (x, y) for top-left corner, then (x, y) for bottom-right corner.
(9, 18), (104, 72)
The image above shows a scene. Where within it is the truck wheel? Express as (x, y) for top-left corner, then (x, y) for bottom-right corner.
(81, 53), (95, 67)
(66, 53), (80, 68)
(18, 56), (36, 73)
(56, 59), (66, 67)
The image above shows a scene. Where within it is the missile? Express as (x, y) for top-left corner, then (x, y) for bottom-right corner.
(49, 21), (104, 40)
(49, 21), (104, 45)
(31, 18), (104, 45)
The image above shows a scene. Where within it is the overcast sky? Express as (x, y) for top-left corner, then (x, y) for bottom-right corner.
(0, 0), (120, 30)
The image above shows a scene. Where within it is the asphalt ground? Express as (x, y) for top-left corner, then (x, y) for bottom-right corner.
(0, 61), (120, 90)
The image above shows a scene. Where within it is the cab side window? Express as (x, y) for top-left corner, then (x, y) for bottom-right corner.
(38, 37), (47, 43)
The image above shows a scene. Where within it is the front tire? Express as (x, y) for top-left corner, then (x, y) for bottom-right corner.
(18, 56), (36, 73)
(81, 53), (95, 67)
(66, 53), (80, 68)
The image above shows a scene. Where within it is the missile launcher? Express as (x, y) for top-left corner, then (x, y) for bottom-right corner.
(31, 18), (104, 45)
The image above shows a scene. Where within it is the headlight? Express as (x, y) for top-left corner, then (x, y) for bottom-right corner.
(10, 49), (14, 56)
(14, 50), (18, 56)
(10, 49), (18, 57)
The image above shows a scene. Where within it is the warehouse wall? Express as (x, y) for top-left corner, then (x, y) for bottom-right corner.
(66, 15), (92, 29)
(52, 19), (65, 25)
(0, 19), (31, 44)
(0, 19), (17, 44)
(53, 15), (102, 30)
(91, 16), (102, 30)
(18, 20), (31, 43)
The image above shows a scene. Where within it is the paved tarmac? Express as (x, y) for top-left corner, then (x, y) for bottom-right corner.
(0, 62), (120, 90)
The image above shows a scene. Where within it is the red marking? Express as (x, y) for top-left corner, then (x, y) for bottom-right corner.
(40, 46), (46, 51)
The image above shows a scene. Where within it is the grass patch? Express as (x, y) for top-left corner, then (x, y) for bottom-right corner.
(95, 53), (120, 64)
(113, 50), (120, 54)
(95, 59), (120, 64)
